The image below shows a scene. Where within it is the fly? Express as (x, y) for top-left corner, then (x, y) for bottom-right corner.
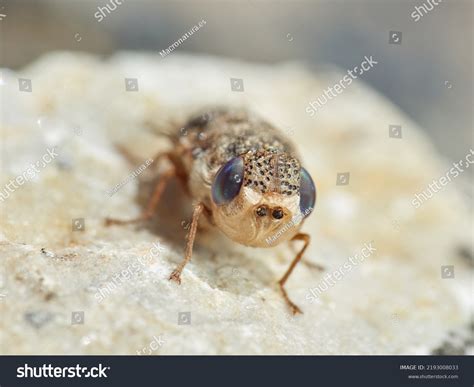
(105, 108), (318, 314)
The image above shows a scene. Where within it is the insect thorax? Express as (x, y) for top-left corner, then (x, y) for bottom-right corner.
(179, 109), (302, 201)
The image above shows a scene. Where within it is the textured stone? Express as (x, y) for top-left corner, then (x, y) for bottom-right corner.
(0, 52), (471, 354)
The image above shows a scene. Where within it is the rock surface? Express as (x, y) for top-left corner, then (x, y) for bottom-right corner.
(0, 52), (472, 354)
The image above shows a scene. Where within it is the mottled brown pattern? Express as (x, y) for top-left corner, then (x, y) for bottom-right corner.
(242, 151), (301, 196)
(275, 153), (301, 196)
(176, 108), (301, 196)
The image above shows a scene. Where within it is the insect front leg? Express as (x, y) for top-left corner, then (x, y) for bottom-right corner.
(278, 232), (311, 315)
(169, 202), (204, 284)
(104, 152), (176, 226)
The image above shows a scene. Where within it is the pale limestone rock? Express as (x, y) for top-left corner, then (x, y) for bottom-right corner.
(0, 52), (471, 354)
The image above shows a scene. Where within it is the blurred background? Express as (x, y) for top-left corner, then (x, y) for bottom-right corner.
(0, 0), (472, 163)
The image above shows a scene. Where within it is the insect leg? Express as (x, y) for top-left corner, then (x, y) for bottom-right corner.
(105, 153), (175, 226)
(278, 232), (310, 315)
(169, 202), (204, 284)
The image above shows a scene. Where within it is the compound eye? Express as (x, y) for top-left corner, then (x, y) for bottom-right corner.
(212, 157), (244, 205)
(299, 167), (316, 217)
